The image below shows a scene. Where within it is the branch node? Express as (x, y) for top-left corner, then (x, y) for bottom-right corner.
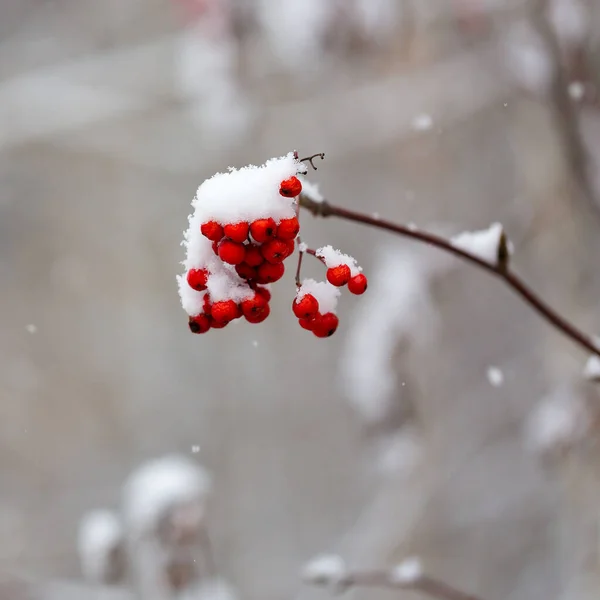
(299, 153), (325, 171)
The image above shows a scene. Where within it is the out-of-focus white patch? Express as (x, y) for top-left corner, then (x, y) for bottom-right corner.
(302, 554), (347, 584)
(486, 366), (504, 387)
(299, 177), (324, 204)
(548, 0), (589, 48)
(179, 578), (240, 600)
(526, 386), (591, 456)
(375, 429), (422, 477)
(389, 556), (423, 585)
(412, 113), (433, 132)
(568, 81), (585, 101)
(583, 355), (600, 381)
(78, 510), (123, 583)
(25, 324), (37, 334)
(122, 454), (212, 536)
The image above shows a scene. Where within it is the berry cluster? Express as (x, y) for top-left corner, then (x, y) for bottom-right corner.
(178, 154), (304, 334)
(178, 153), (368, 339)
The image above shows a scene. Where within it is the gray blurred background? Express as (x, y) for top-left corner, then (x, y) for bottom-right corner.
(2, 1), (600, 599)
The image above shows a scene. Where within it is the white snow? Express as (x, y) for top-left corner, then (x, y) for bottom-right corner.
(77, 510), (123, 583)
(122, 454), (212, 536)
(486, 366), (504, 387)
(298, 241), (308, 253)
(299, 176), (324, 203)
(389, 557), (423, 585)
(191, 445), (200, 453)
(296, 279), (341, 314)
(583, 355), (600, 381)
(451, 223), (506, 264)
(412, 114), (433, 132)
(526, 386), (591, 455)
(316, 245), (362, 276)
(302, 554), (347, 584)
(375, 429), (422, 477)
(179, 578), (240, 600)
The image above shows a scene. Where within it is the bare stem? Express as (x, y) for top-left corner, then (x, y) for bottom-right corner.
(307, 569), (484, 600)
(299, 194), (600, 357)
(298, 153), (326, 170)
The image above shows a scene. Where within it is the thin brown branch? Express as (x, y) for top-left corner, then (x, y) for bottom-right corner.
(298, 153), (326, 170)
(299, 193), (600, 357)
(306, 567), (484, 600)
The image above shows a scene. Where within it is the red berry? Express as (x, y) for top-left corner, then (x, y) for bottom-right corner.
(210, 319), (228, 329)
(187, 268), (209, 291)
(245, 303), (271, 323)
(292, 293), (319, 319)
(211, 300), (239, 323)
(201, 221), (224, 242)
(188, 314), (211, 334)
(279, 176), (302, 197)
(261, 239), (289, 264)
(223, 221), (249, 243)
(283, 239), (295, 258)
(235, 263), (257, 280)
(203, 294), (212, 313)
(241, 293), (268, 319)
(244, 244), (264, 267)
(218, 240), (246, 265)
(255, 286), (271, 302)
(348, 273), (368, 295)
(326, 264), (351, 287)
(212, 240), (219, 255)
(276, 217), (299, 240)
(250, 218), (277, 243)
(298, 317), (316, 331)
(257, 262), (285, 283)
(312, 312), (339, 338)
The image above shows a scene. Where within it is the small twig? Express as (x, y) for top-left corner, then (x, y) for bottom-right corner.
(307, 568), (484, 600)
(298, 153), (326, 171)
(299, 193), (600, 358)
(295, 237), (305, 288)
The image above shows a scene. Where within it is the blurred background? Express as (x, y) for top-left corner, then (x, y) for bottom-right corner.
(2, 0), (600, 599)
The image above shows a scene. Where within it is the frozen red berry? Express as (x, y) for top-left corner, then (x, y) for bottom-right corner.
(279, 176), (302, 197)
(244, 244), (264, 267)
(261, 239), (289, 264)
(283, 239), (295, 258)
(250, 218), (277, 243)
(210, 319), (228, 329)
(186, 268), (209, 291)
(298, 317), (316, 331)
(255, 286), (271, 302)
(218, 240), (246, 265)
(276, 217), (300, 240)
(257, 262), (285, 283)
(201, 221), (224, 242)
(223, 221), (249, 243)
(292, 293), (319, 319)
(312, 312), (339, 338)
(241, 293), (268, 319)
(212, 240), (219, 255)
(211, 300), (239, 324)
(203, 294), (212, 313)
(188, 314), (211, 334)
(326, 264), (351, 287)
(235, 263), (257, 280)
(245, 303), (271, 324)
(348, 273), (368, 295)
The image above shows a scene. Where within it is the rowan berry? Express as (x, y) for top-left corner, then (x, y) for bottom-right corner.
(261, 239), (289, 264)
(245, 303), (271, 323)
(241, 293), (268, 319)
(218, 240), (246, 265)
(312, 312), (339, 338)
(255, 286), (271, 302)
(276, 216), (299, 240)
(212, 240), (219, 255)
(201, 221), (224, 242)
(211, 300), (239, 323)
(203, 294), (212, 313)
(326, 264), (351, 287)
(235, 263), (257, 280)
(279, 176), (302, 197)
(186, 268), (208, 291)
(244, 244), (264, 267)
(209, 319), (228, 329)
(348, 273), (368, 295)
(188, 314), (211, 334)
(257, 262), (285, 283)
(283, 239), (295, 258)
(223, 221), (249, 243)
(298, 317), (316, 331)
(249, 218), (277, 243)
(292, 294), (319, 319)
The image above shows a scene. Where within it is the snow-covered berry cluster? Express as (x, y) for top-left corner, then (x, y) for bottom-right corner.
(178, 152), (367, 338)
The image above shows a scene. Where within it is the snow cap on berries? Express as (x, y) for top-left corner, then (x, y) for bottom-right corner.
(316, 245), (362, 276)
(297, 278), (341, 314)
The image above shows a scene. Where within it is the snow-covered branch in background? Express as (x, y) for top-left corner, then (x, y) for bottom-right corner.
(302, 554), (484, 600)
